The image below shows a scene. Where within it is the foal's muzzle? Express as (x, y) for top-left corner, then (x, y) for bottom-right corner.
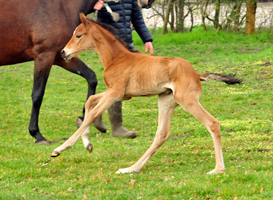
(60, 49), (70, 61)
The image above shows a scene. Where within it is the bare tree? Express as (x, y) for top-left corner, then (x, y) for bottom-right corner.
(162, 0), (173, 34)
(146, 0), (272, 34)
(176, 0), (185, 32)
(234, 0), (244, 31)
(245, 0), (257, 34)
(214, 0), (221, 28)
(200, 0), (210, 30)
(201, 0), (246, 32)
(176, 0), (199, 32)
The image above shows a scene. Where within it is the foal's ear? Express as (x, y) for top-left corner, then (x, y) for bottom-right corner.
(79, 13), (90, 28)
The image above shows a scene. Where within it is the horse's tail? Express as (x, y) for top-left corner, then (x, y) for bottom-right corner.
(199, 73), (242, 85)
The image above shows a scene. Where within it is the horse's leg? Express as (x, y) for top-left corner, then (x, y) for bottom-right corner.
(116, 93), (178, 174)
(29, 53), (55, 144)
(51, 90), (120, 157)
(173, 86), (225, 174)
(54, 57), (107, 133)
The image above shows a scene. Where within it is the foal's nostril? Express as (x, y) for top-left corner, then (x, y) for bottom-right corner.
(60, 49), (65, 56)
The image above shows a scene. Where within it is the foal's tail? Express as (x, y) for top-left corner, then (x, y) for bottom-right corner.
(199, 73), (242, 85)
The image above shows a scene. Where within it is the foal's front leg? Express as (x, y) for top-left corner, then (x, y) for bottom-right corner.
(116, 93), (178, 174)
(51, 91), (117, 157)
(80, 92), (105, 153)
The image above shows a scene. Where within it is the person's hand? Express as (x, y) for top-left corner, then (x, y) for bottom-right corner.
(94, 0), (104, 10)
(145, 42), (153, 56)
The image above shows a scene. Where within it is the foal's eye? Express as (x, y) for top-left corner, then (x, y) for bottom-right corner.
(76, 35), (82, 39)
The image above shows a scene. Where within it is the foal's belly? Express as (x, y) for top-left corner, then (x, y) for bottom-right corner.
(125, 87), (171, 97)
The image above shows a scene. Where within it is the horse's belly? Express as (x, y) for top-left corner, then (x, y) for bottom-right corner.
(0, 51), (33, 66)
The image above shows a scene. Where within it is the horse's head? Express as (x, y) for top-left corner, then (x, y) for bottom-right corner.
(137, 0), (155, 9)
(61, 13), (94, 61)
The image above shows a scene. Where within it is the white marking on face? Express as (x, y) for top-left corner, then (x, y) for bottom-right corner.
(73, 27), (78, 36)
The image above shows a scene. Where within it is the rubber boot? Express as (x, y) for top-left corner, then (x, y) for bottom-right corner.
(108, 101), (137, 138)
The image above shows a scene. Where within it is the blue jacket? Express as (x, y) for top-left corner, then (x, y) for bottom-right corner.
(97, 0), (153, 44)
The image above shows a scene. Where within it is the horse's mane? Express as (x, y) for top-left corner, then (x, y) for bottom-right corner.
(87, 17), (137, 52)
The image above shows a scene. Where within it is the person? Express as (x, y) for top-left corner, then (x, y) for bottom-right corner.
(93, 0), (154, 138)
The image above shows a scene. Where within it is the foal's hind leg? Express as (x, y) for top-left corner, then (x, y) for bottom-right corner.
(116, 93), (178, 174)
(174, 91), (225, 174)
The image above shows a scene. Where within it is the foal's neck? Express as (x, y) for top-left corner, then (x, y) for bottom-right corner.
(93, 26), (131, 68)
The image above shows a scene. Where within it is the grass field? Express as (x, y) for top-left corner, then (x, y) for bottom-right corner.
(0, 29), (273, 199)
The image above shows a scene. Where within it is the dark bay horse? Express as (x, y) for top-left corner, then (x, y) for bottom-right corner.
(0, 0), (153, 144)
(52, 14), (241, 174)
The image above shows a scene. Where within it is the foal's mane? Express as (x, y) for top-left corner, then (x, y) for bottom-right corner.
(87, 17), (135, 52)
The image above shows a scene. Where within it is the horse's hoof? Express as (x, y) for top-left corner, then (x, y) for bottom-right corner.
(78, 116), (107, 133)
(51, 151), (60, 157)
(93, 116), (107, 133)
(36, 140), (50, 145)
(76, 117), (83, 128)
(94, 124), (107, 133)
(86, 143), (93, 153)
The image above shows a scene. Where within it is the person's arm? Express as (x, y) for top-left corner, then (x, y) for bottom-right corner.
(131, 0), (153, 55)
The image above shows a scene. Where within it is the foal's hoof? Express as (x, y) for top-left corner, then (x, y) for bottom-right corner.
(51, 151), (60, 157)
(115, 170), (123, 174)
(86, 143), (93, 153)
(207, 169), (225, 175)
(115, 167), (139, 174)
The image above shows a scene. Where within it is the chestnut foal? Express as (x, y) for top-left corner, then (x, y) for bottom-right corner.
(52, 13), (241, 174)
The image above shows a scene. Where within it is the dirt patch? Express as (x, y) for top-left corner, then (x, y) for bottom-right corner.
(247, 149), (270, 153)
(260, 61), (272, 66)
(36, 138), (68, 145)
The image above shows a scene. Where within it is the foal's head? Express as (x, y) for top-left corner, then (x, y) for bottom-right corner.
(61, 13), (134, 61)
(61, 13), (96, 61)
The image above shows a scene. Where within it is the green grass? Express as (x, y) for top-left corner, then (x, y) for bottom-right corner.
(0, 29), (273, 199)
